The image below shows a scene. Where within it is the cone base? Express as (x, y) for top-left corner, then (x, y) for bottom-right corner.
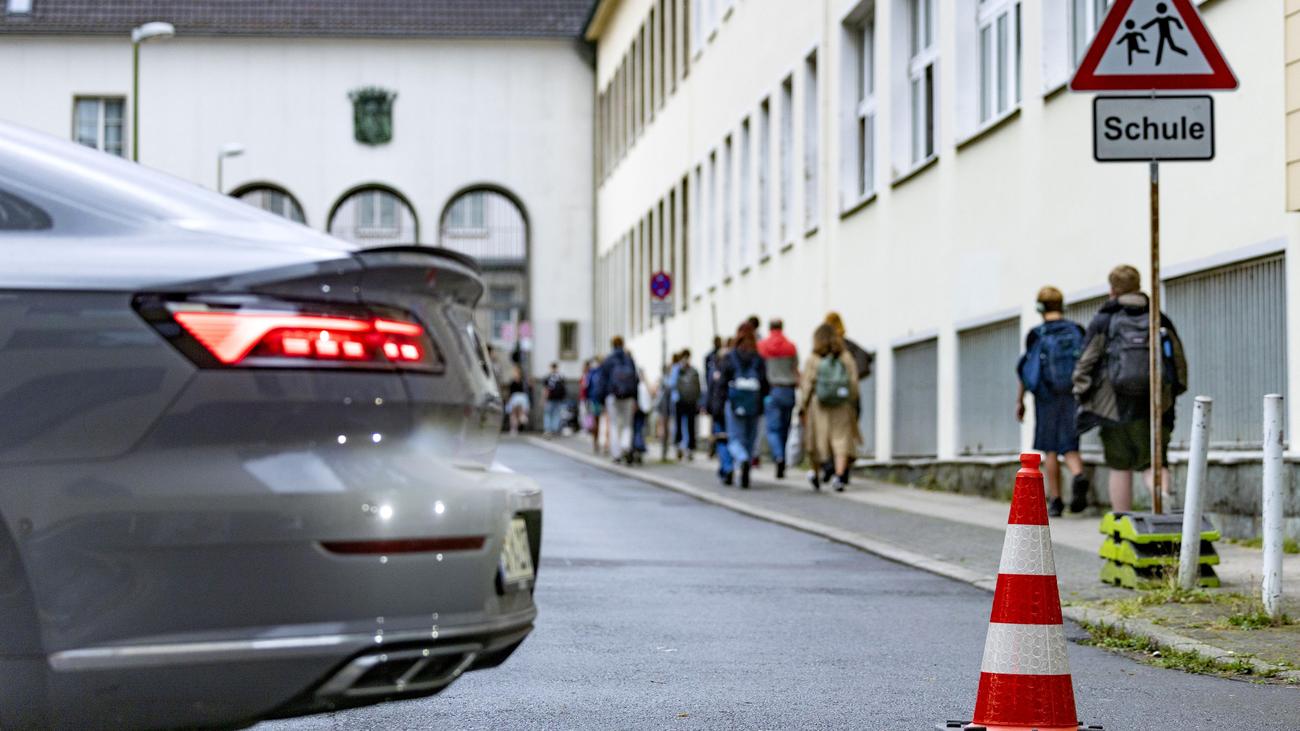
(935, 717), (1107, 723)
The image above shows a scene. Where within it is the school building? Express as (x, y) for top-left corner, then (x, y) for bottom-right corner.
(587, 0), (1297, 537)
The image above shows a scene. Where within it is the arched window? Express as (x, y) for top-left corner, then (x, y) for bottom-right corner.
(439, 187), (529, 348)
(439, 189), (526, 264)
(232, 184), (306, 224)
(328, 185), (418, 246)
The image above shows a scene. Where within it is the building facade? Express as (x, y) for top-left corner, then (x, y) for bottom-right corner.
(588, 0), (1296, 532)
(0, 0), (597, 382)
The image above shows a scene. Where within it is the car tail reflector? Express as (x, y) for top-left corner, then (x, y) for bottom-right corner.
(134, 295), (443, 373)
(320, 536), (486, 555)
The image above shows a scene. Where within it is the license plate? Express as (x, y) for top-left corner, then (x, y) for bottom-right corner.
(499, 517), (535, 587)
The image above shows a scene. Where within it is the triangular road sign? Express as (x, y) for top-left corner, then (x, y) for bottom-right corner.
(1071, 0), (1237, 91)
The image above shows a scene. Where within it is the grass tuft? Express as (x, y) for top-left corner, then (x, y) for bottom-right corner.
(1079, 622), (1277, 678)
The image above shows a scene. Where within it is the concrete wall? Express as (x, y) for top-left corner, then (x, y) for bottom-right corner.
(0, 34), (595, 380)
(593, 0), (1298, 463)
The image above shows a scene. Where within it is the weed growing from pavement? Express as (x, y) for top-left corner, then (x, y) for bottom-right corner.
(1218, 608), (1295, 631)
(1079, 622), (1277, 679)
(1228, 536), (1300, 554)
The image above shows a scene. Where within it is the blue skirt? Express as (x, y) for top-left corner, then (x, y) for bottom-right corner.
(1033, 391), (1080, 454)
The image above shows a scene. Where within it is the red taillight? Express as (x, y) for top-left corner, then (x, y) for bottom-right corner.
(136, 296), (443, 372)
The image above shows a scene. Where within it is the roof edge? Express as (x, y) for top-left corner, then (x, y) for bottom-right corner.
(583, 0), (619, 41)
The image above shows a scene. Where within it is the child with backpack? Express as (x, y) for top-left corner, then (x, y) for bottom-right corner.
(1072, 266), (1188, 512)
(1016, 286), (1090, 517)
(597, 336), (641, 465)
(673, 349), (702, 460)
(720, 324), (769, 488)
(797, 324), (860, 492)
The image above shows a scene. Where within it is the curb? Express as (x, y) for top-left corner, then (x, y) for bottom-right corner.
(525, 436), (1300, 683)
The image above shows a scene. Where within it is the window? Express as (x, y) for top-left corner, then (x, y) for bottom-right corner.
(707, 150), (718, 285)
(6, 0), (32, 14)
(658, 0), (668, 107)
(559, 321), (579, 361)
(843, 6), (877, 202)
(803, 50), (819, 231)
(739, 117), (752, 268)
(0, 188), (52, 231)
(445, 192), (486, 234)
(328, 187), (417, 246)
(757, 98), (772, 255)
(957, 318), (1021, 455)
(72, 97), (126, 157)
(692, 0), (704, 55)
(691, 164), (703, 297)
(358, 191), (398, 236)
(1166, 255), (1289, 449)
(779, 75), (793, 244)
(907, 0), (937, 164)
(648, 8), (657, 118)
(978, 0), (1021, 124)
(1071, 0), (1113, 67)
(721, 136), (732, 279)
(237, 186), (307, 224)
(892, 338), (939, 457)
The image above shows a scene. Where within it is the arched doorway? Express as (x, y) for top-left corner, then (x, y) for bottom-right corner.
(438, 186), (529, 380)
(230, 183), (307, 224)
(327, 184), (419, 247)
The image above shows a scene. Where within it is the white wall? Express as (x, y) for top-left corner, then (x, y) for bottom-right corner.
(0, 34), (595, 379)
(595, 0), (1299, 458)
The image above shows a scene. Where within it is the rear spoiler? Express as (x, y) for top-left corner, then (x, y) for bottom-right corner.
(355, 245), (482, 276)
(352, 245), (485, 308)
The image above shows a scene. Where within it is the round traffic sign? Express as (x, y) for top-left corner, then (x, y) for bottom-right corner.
(650, 271), (672, 299)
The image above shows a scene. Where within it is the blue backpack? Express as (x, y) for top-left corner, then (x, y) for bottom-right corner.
(1022, 321), (1083, 396)
(609, 354), (639, 399)
(727, 353), (762, 417)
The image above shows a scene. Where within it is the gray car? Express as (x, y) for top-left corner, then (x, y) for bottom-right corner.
(0, 121), (540, 729)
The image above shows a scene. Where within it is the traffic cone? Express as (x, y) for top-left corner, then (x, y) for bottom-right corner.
(944, 453), (1100, 731)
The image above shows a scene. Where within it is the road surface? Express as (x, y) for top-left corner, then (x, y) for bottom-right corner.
(262, 442), (1297, 729)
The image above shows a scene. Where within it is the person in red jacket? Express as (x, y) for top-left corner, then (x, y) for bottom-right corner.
(758, 319), (799, 479)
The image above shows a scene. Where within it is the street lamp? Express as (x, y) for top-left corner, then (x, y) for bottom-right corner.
(216, 143), (245, 194)
(130, 21), (175, 162)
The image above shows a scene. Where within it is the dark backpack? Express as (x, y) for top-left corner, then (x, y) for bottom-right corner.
(1024, 322), (1083, 395)
(1106, 309), (1152, 397)
(545, 374), (567, 400)
(815, 355), (852, 407)
(677, 366), (702, 403)
(727, 353), (762, 417)
(610, 355), (638, 399)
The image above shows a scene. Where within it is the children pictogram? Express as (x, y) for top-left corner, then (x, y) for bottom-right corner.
(1141, 2), (1188, 66)
(1115, 20), (1149, 66)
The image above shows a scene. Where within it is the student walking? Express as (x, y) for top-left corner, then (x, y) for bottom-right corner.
(581, 358), (606, 454)
(821, 312), (872, 483)
(597, 336), (641, 465)
(721, 324), (769, 488)
(1017, 287), (1090, 517)
(799, 324), (861, 492)
(505, 366), (530, 435)
(542, 362), (567, 437)
(1073, 265), (1188, 512)
(673, 349), (702, 460)
(706, 337), (732, 473)
(758, 319), (799, 479)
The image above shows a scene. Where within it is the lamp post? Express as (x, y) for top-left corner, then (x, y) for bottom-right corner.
(130, 21), (175, 162)
(216, 143), (245, 193)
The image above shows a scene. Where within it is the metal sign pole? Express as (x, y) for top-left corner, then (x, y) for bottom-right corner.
(1149, 160), (1164, 515)
(660, 314), (669, 461)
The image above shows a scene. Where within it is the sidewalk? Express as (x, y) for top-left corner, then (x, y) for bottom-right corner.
(529, 434), (1300, 681)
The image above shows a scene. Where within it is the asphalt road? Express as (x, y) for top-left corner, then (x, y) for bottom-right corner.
(262, 442), (1298, 730)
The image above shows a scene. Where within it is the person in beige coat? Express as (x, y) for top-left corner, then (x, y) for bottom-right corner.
(798, 324), (861, 491)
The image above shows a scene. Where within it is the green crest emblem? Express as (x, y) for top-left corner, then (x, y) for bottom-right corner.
(348, 87), (396, 145)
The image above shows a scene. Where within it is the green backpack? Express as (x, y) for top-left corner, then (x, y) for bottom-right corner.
(815, 355), (852, 407)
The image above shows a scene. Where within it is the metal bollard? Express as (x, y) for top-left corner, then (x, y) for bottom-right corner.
(1179, 396), (1212, 591)
(1262, 394), (1285, 619)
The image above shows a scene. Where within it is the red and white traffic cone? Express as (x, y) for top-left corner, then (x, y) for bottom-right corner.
(944, 453), (1100, 731)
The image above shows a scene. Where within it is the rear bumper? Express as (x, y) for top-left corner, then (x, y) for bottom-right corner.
(43, 607), (536, 729)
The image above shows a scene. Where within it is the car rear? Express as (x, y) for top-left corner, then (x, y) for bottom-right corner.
(0, 122), (540, 729)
